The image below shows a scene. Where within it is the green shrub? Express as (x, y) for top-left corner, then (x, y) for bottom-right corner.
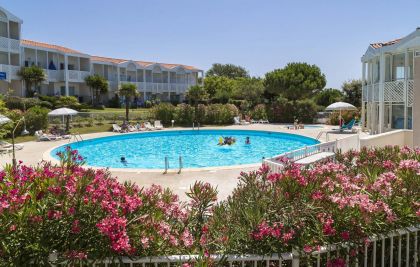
(108, 94), (121, 108)
(195, 104), (207, 123)
(175, 103), (195, 125)
(251, 104), (268, 120)
(55, 96), (81, 110)
(267, 97), (318, 123)
(153, 103), (175, 124)
(24, 106), (49, 134)
(39, 100), (53, 109)
(205, 104), (238, 124)
(4, 96), (41, 111)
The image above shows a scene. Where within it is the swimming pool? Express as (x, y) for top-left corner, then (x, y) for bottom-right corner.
(51, 130), (319, 169)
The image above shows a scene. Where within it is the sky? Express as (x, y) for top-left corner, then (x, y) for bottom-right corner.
(3, 0), (420, 89)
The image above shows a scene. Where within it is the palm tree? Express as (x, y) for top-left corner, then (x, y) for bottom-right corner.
(84, 74), (108, 106)
(17, 66), (46, 97)
(118, 83), (138, 121)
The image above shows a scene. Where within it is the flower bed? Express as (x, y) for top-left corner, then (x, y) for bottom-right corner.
(0, 146), (419, 265)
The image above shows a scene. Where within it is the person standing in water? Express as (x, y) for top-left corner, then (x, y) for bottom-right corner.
(245, 137), (251, 144)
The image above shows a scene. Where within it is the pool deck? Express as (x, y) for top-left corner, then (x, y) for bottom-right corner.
(0, 124), (366, 201)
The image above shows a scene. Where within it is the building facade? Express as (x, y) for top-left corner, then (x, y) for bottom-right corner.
(0, 6), (203, 103)
(361, 28), (420, 134)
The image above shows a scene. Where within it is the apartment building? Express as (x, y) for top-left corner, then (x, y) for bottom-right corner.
(0, 6), (203, 103)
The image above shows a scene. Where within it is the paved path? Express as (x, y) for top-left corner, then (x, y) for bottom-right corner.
(0, 124), (364, 200)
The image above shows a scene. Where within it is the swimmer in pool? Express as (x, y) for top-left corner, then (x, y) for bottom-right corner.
(120, 156), (127, 164)
(245, 137), (250, 144)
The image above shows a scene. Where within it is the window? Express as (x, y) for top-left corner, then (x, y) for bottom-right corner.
(60, 86), (75, 96)
(395, 67), (405, 80)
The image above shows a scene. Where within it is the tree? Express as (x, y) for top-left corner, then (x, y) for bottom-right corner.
(342, 79), (362, 107)
(203, 76), (236, 103)
(264, 62), (326, 101)
(118, 83), (138, 121)
(206, 63), (249, 79)
(17, 66), (46, 97)
(186, 85), (208, 106)
(84, 74), (108, 106)
(233, 77), (265, 105)
(314, 88), (343, 107)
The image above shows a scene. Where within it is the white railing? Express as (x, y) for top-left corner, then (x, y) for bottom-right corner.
(47, 70), (64, 82)
(408, 80), (414, 107)
(68, 70), (90, 82)
(263, 140), (337, 172)
(384, 80), (405, 102)
(0, 64), (20, 81)
(373, 83), (380, 102)
(0, 36), (20, 52)
(48, 226), (419, 266)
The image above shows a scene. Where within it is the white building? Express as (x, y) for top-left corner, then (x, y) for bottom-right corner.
(0, 6), (203, 103)
(361, 28), (420, 134)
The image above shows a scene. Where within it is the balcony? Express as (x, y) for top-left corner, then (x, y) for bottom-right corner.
(68, 70), (90, 82)
(0, 64), (20, 81)
(0, 37), (20, 53)
(363, 79), (414, 106)
(47, 70), (64, 82)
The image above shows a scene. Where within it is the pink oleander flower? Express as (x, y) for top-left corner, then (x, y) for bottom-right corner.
(71, 220), (80, 234)
(398, 159), (420, 172)
(326, 258), (346, 267)
(303, 245), (313, 253)
(141, 237), (150, 249)
(341, 231), (350, 241)
(181, 229), (194, 248)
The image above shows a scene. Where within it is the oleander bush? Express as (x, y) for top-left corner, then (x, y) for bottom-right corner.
(0, 148), (216, 265)
(208, 146), (420, 264)
(153, 103), (175, 124)
(0, 146), (419, 265)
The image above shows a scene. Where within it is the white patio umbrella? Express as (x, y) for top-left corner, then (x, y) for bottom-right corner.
(0, 114), (11, 125)
(325, 102), (357, 124)
(48, 108), (78, 132)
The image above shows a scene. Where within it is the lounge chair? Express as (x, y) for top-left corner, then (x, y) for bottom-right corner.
(112, 124), (122, 133)
(0, 141), (24, 150)
(144, 122), (156, 131)
(259, 119), (269, 124)
(154, 120), (164, 130)
(35, 130), (62, 141)
(334, 119), (356, 132)
(233, 116), (241, 125)
(251, 119), (259, 124)
(128, 125), (137, 132)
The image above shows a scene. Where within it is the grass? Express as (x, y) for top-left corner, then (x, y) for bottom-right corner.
(81, 108), (151, 114)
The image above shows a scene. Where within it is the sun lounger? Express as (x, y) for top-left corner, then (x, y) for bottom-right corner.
(128, 125), (137, 132)
(35, 130), (62, 141)
(233, 116), (241, 125)
(144, 122), (156, 131)
(335, 119), (356, 132)
(112, 124), (122, 133)
(259, 119), (269, 124)
(0, 141), (24, 150)
(154, 120), (164, 130)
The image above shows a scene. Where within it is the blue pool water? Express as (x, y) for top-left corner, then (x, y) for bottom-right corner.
(51, 130), (319, 169)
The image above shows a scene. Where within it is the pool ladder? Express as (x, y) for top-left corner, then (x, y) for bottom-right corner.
(163, 155), (183, 174)
(69, 133), (84, 143)
(192, 122), (200, 131)
(316, 131), (330, 141)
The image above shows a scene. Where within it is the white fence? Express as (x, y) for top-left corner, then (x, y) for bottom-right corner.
(263, 140), (337, 173)
(47, 226), (419, 266)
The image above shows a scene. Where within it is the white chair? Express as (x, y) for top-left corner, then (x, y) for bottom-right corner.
(144, 122), (156, 131)
(154, 120), (164, 130)
(0, 141), (24, 150)
(233, 116), (241, 125)
(112, 124), (122, 133)
(35, 130), (61, 141)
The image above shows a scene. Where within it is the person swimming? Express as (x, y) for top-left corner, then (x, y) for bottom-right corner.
(245, 137), (250, 144)
(120, 156), (127, 164)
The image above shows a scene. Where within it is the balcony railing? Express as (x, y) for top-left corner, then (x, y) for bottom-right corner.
(0, 64), (20, 81)
(0, 37), (20, 53)
(68, 70), (90, 82)
(363, 80), (414, 105)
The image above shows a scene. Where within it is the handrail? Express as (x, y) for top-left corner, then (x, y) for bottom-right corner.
(178, 156), (183, 174)
(69, 133), (83, 143)
(316, 131), (329, 141)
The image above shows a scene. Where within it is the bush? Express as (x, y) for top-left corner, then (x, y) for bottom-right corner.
(209, 146), (420, 258)
(4, 96), (41, 111)
(24, 106), (49, 133)
(195, 104), (207, 123)
(175, 103), (195, 125)
(153, 103), (175, 124)
(55, 96), (82, 110)
(329, 110), (360, 125)
(267, 97), (318, 123)
(205, 104), (239, 125)
(251, 104), (268, 120)
(0, 148), (215, 265)
(108, 94), (121, 108)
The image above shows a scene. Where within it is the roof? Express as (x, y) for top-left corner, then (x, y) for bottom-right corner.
(370, 38), (402, 49)
(21, 39), (201, 71)
(21, 39), (85, 55)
